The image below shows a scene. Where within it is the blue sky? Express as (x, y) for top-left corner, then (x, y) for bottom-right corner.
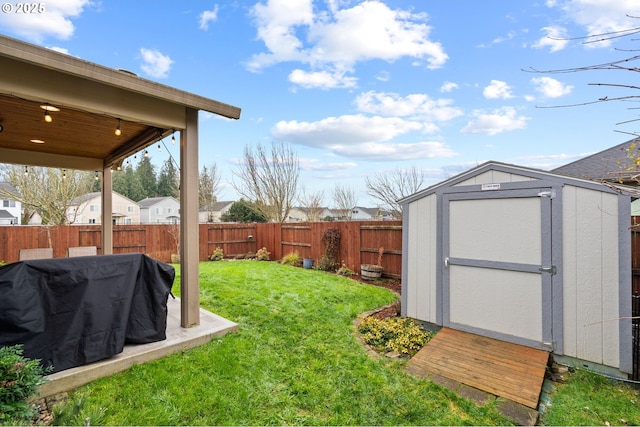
(1, 0), (640, 206)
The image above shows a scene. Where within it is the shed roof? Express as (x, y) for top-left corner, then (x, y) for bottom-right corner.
(399, 161), (632, 206)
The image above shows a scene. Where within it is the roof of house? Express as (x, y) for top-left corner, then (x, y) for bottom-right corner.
(70, 191), (137, 205)
(0, 209), (16, 219)
(0, 182), (18, 197)
(552, 138), (639, 183)
(138, 196), (179, 208)
(199, 201), (234, 211)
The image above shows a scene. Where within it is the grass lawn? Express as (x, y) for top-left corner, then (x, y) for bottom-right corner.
(51, 261), (639, 426)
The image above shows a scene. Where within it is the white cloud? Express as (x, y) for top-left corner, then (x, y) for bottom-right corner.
(288, 68), (358, 89)
(47, 46), (71, 55)
(328, 141), (458, 161)
(272, 114), (424, 146)
(271, 114), (457, 161)
(440, 81), (459, 93)
(139, 48), (174, 78)
(355, 91), (463, 122)
(531, 77), (573, 98)
(247, 0), (447, 88)
(199, 5), (219, 30)
(461, 107), (529, 135)
(549, 0), (640, 48)
(0, 0), (90, 43)
(532, 26), (569, 52)
(483, 80), (514, 100)
(301, 158), (358, 171)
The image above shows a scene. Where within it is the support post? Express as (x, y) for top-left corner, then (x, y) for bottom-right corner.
(101, 166), (113, 254)
(179, 108), (200, 327)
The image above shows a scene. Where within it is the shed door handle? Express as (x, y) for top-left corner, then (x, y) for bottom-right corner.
(444, 257), (449, 268)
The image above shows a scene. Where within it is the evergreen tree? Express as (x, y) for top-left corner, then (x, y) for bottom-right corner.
(135, 155), (157, 199)
(157, 158), (179, 198)
(220, 199), (267, 223)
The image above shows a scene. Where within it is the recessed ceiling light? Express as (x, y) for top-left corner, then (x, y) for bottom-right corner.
(30, 139), (45, 144)
(40, 104), (60, 112)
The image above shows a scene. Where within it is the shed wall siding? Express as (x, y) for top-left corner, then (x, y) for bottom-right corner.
(406, 194), (437, 323)
(453, 170), (536, 187)
(562, 185), (620, 368)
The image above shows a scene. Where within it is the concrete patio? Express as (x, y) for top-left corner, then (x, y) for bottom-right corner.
(37, 298), (238, 399)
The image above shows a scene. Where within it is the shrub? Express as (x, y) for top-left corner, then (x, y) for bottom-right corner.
(209, 247), (224, 261)
(280, 251), (302, 267)
(336, 262), (355, 276)
(256, 247), (270, 261)
(244, 252), (257, 260)
(315, 255), (338, 272)
(0, 345), (50, 425)
(358, 317), (432, 357)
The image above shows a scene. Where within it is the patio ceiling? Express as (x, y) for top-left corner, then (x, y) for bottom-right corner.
(0, 35), (241, 171)
(0, 93), (167, 169)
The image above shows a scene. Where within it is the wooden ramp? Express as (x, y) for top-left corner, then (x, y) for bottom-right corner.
(406, 328), (549, 409)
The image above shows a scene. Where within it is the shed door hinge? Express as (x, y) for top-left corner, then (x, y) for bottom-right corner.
(538, 189), (556, 199)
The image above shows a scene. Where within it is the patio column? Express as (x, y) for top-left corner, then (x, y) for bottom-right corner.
(101, 166), (113, 254)
(179, 107), (200, 327)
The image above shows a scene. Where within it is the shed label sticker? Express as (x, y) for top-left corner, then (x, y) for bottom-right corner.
(481, 183), (501, 191)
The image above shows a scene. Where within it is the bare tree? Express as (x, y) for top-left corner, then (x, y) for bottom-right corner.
(333, 184), (357, 221)
(232, 142), (300, 222)
(365, 165), (426, 219)
(297, 186), (325, 222)
(524, 15), (640, 138)
(0, 165), (94, 225)
(199, 163), (221, 222)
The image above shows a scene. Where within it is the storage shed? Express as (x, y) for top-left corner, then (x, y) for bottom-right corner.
(400, 161), (633, 376)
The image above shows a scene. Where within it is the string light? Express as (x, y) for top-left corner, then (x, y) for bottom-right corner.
(62, 169), (67, 179)
(115, 118), (121, 136)
(171, 130), (176, 144)
(94, 171), (99, 181)
(143, 149), (148, 158)
(157, 143), (161, 152)
(24, 166), (28, 176)
(40, 104), (58, 122)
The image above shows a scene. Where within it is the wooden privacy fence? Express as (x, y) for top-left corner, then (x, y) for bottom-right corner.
(254, 221), (402, 278)
(0, 221), (402, 277)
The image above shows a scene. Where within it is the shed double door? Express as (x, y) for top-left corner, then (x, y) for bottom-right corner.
(442, 187), (555, 350)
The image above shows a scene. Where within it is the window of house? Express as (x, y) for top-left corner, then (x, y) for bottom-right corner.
(125, 218), (132, 225)
(127, 205), (134, 212)
(3, 200), (15, 207)
(89, 218), (96, 224)
(167, 207), (172, 214)
(156, 207), (162, 214)
(90, 204), (98, 212)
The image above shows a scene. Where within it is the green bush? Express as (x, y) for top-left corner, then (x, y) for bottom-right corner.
(0, 345), (50, 425)
(280, 251), (302, 267)
(209, 247), (224, 261)
(336, 263), (355, 276)
(358, 317), (432, 356)
(256, 247), (270, 261)
(315, 255), (338, 272)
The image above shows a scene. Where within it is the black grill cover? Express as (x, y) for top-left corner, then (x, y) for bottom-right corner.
(0, 253), (174, 373)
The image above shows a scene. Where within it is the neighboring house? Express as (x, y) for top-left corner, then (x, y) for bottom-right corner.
(139, 196), (180, 224)
(67, 191), (140, 225)
(286, 207), (312, 222)
(552, 138), (639, 185)
(0, 182), (20, 225)
(552, 138), (640, 216)
(199, 201), (234, 223)
(350, 206), (376, 220)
